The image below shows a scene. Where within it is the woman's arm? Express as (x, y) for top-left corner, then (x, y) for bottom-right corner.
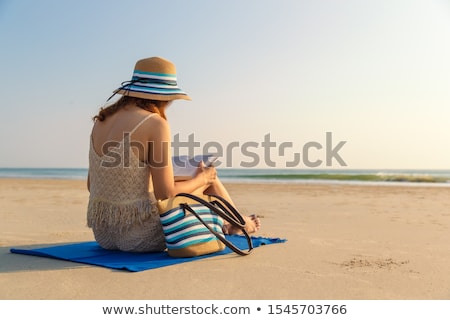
(149, 117), (215, 200)
(173, 161), (217, 195)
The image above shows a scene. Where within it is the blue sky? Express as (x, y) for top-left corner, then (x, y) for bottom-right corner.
(0, 0), (449, 169)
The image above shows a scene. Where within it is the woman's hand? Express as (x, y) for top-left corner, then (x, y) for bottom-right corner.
(196, 161), (217, 186)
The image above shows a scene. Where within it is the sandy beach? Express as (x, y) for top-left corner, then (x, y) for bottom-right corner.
(1, 178), (449, 300)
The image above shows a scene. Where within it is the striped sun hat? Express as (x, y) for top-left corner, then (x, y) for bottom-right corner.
(113, 57), (191, 101)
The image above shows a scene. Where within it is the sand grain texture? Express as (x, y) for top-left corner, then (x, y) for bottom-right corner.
(1, 179), (449, 299)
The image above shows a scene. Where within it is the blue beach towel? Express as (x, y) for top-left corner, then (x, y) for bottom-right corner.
(10, 235), (286, 272)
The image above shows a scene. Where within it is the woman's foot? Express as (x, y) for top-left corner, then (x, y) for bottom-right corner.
(223, 214), (261, 235)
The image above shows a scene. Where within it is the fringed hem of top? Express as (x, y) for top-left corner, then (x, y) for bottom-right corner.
(87, 198), (159, 234)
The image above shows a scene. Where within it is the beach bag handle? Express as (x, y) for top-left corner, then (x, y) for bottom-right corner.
(176, 193), (253, 256)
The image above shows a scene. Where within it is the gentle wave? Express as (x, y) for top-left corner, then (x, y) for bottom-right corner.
(223, 173), (449, 183)
(217, 169), (450, 186)
(0, 168), (88, 180)
(1, 168), (450, 185)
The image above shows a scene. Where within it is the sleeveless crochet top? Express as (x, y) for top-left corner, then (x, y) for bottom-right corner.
(87, 114), (159, 234)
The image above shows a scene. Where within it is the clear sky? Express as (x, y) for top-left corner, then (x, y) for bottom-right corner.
(0, 0), (449, 170)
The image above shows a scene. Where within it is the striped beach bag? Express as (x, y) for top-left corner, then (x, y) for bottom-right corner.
(157, 193), (253, 258)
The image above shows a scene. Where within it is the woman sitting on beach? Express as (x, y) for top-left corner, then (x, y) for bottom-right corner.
(87, 57), (260, 252)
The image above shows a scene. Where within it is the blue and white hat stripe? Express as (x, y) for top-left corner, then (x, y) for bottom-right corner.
(121, 70), (188, 96)
(125, 84), (188, 96)
(133, 70), (177, 83)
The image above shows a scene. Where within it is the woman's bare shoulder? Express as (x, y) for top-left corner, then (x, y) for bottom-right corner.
(127, 110), (169, 141)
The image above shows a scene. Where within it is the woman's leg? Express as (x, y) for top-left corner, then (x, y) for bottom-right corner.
(204, 178), (261, 234)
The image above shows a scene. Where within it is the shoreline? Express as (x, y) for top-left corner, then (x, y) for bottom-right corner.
(2, 178), (450, 299)
(1, 167), (450, 187)
(1, 176), (450, 189)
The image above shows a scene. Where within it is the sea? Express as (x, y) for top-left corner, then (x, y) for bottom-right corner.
(1, 167), (450, 187)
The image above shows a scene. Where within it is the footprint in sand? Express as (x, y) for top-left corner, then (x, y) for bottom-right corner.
(340, 257), (409, 270)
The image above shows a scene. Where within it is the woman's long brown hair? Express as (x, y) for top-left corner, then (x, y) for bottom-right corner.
(93, 96), (168, 121)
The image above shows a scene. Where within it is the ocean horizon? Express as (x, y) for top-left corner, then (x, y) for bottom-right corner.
(1, 167), (450, 187)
